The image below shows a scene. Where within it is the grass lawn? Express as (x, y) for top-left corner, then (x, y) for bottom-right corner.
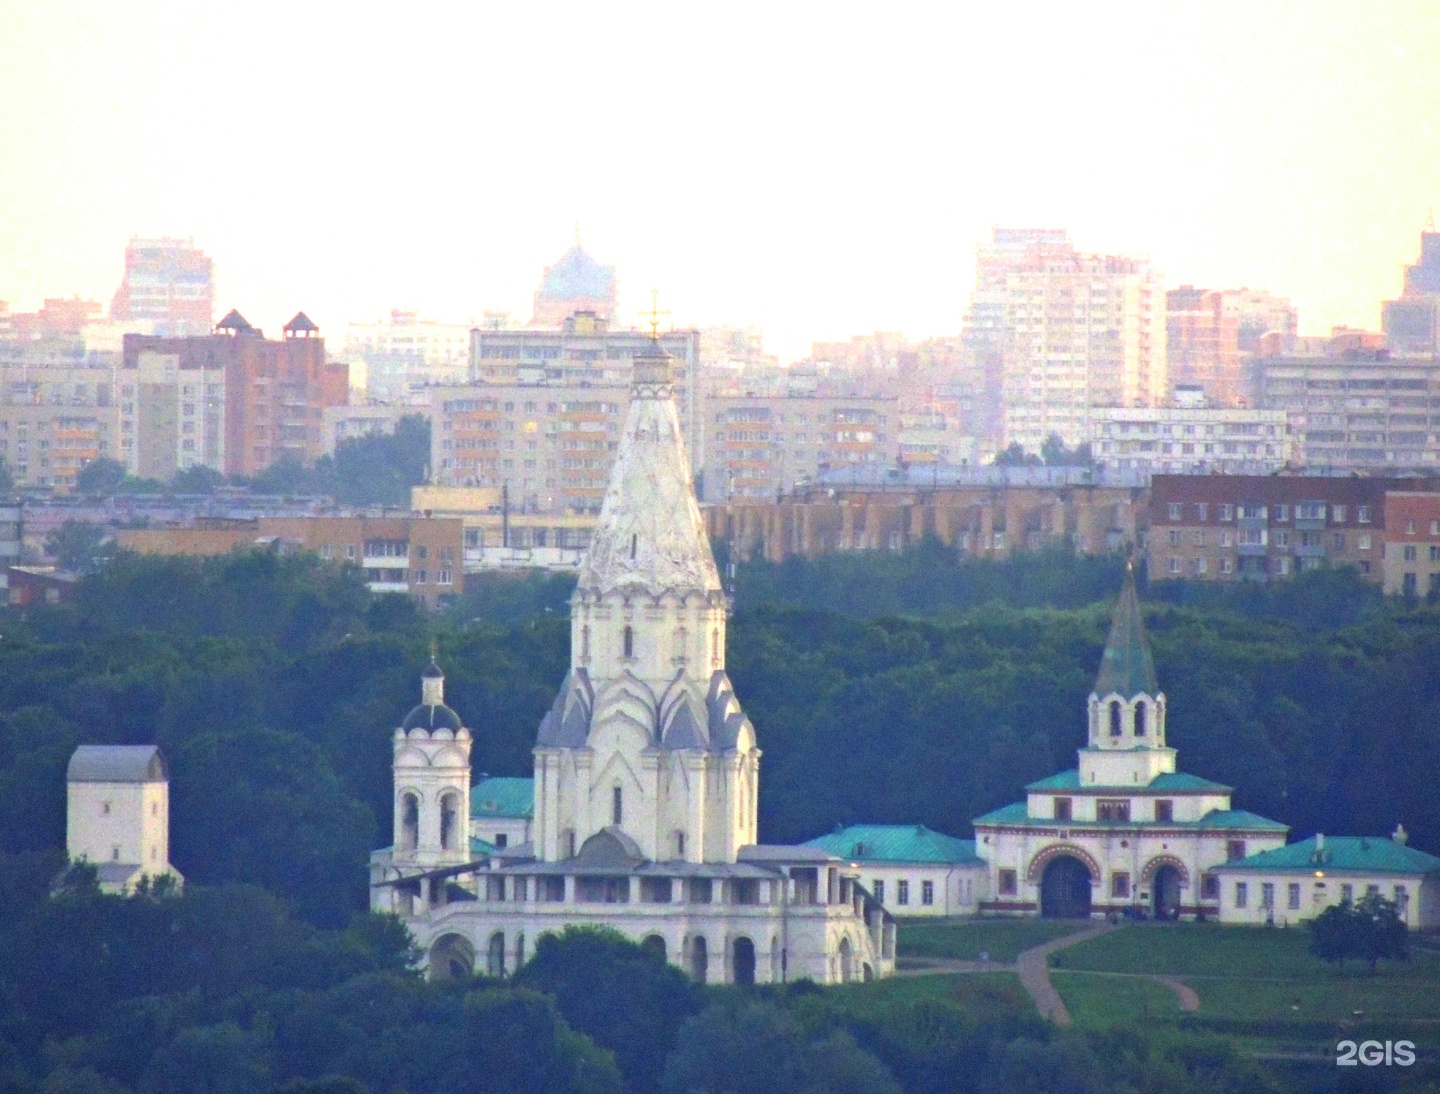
(829, 972), (1039, 1027)
(1197, 973), (1440, 1023)
(899, 918), (1089, 964)
(1052, 972), (1184, 1028)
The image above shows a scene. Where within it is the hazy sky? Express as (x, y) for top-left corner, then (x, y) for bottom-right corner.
(1, 1), (1437, 359)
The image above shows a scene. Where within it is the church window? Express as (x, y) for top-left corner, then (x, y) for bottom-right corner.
(440, 792), (458, 851)
(896, 880), (909, 905)
(630, 533), (638, 560)
(673, 625), (687, 661)
(711, 628), (720, 667)
(675, 831), (686, 858)
(101, 801), (110, 815)
(622, 625), (634, 660)
(872, 880), (885, 904)
(690, 878), (713, 904)
(581, 625), (590, 662)
(1235, 882), (1248, 908)
(1134, 702), (1147, 735)
(495, 833), (508, 848)
(1111, 872), (1130, 898)
(112, 845), (120, 861)
(1225, 839), (1246, 862)
(566, 830), (577, 857)
(1097, 799), (1130, 822)
(612, 786), (623, 826)
(998, 870), (1017, 896)
(1053, 797), (1072, 821)
(1109, 701), (1122, 737)
(487, 932), (506, 977)
(921, 880), (934, 905)
(1154, 799), (1173, 822)
(401, 793), (419, 851)
(1201, 874), (1219, 899)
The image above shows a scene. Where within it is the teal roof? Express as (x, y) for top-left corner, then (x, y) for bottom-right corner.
(469, 835), (497, 856)
(804, 824), (984, 865)
(1094, 564), (1159, 699)
(1025, 769), (1231, 793)
(539, 246), (616, 300)
(973, 802), (1286, 832)
(1218, 836), (1440, 875)
(470, 777), (534, 820)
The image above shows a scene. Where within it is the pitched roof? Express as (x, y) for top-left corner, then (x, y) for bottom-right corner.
(401, 702), (462, 732)
(215, 309), (254, 333)
(67, 745), (167, 783)
(538, 246), (616, 301)
(804, 824), (984, 865)
(283, 311), (318, 332)
(470, 776), (535, 820)
(972, 801), (1287, 832)
(576, 342), (721, 597)
(1025, 769), (1231, 793)
(1217, 835), (1440, 875)
(1094, 563), (1159, 698)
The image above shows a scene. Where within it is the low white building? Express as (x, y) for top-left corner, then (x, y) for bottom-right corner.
(1090, 402), (1292, 477)
(470, 776), (534, 852)
(371, 341), (894, 985)
(804, 824), (987, 917)
(1211, 832), (1440, 928)
(973, 567), (1288, 919)
(66, 745), (183, 894)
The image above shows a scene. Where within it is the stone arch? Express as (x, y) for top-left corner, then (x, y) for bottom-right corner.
(641, 934), (667, 962)
(688, 934), (708, 983)
(399, 791), (420, 851)
(1025, 843), (1103, 884)
(429, 933), (474, 981)
(733, 936), (756, 986)
(439, 790), (461, 851)
(1139, 854), (1190, 886)
(838, 937), (854, 982)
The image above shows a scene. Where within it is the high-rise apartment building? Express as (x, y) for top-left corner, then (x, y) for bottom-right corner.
(122, 311), (349, 479)
(1382, 226), (1440, 356)
(966, 229), (1165, 453)
(343, 309), (472, 403)
(110, 238), (215, 337)
(1166, 287), (1242, 405)
(1217, 289), (1297, 355)
(0, 359), (121, 491)
(530, 244), (617, 327)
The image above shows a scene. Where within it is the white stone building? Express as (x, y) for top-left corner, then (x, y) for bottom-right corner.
(804, 825), (987, 917)
(66, 745), (183, 894)
(372, 340), (895, 984)
(1090, 403), (1292, 478)
(1211, 832), (1440, 928)
(973, 568), (1289, 919)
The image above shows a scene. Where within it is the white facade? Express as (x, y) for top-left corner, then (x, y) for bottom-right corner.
(372, 343), (893, 984)
(345, 311), (472, 403)
(1090, 405), (1293, 477)
(66, 745), (182, 893)
(860, 864), (984, 918)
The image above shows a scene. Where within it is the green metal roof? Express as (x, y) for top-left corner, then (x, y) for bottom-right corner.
(1025, 769), (1231, 793)
(973, 801), (1287, 832)
(804, 824), (983, 865)
(1217, 836), (1440, 875)
(1094, 564), (1159, 699)
(470, 777), (534, 820)
(469, 835), (497, 856)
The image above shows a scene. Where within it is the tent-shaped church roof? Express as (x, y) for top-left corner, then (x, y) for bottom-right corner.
(1093, 563), (1158, 699)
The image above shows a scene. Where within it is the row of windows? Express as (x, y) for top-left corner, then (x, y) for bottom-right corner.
(1167, 529), (1374, 551)
(1164, 502), (1375, 524)
(1233, 880), (1405, 911)
(1053, 796), (1171, 822)
(870, 879), (935, 906)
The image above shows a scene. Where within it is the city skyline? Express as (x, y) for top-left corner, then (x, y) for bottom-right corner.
(1, 2), (1438, 358)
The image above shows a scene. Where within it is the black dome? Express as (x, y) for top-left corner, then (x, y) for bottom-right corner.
(402, 702), (463, 731)
(421, 661), (444, 679)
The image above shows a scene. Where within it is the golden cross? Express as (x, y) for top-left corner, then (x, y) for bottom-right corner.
(641, 288), (671, 338)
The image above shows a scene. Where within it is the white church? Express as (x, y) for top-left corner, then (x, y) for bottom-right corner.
(370, 340), (895, 984)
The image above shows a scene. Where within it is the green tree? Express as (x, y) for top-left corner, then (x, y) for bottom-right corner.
(46, 521), (114, 573)
(172, 465), (224, 495)
(515, 926), (701, 1093)
(75, 457), (129, 496)
(1309, 891), (1409, 972)
(990, 442), (1041, 468)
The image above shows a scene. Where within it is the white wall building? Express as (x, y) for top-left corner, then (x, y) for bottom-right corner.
(66, 745), (183, 894)
(804, 825), (987, 917)
(345, 310), (473, 404)
(372, 341), (894, 985)
(973, 567), (1288, 919)
(1211, 832), (1440, 928)
(1090, 403), (1292, 477)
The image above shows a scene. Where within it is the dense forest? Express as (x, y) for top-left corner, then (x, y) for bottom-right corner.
(2, 543), (1438, 1090)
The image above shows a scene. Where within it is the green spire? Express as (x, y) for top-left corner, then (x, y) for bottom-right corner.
(1094, 562), (1158, 698)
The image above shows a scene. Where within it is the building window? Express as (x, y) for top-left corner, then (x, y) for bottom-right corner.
(622, 625), (634, 659)
(101, 801), (110, 815)
(1221, 557), (1234, 574)
(1274, 531), (1290, 547)
(1297, 502), (1326, 521)
(1168, 529), (1181, 547)
(1407, 520), (1417, 535)
(1404, 572), (1417, 596)
(897, 880), (910, 905)
(1288, 882), (1301, 910)
(612, 786), (623, 826)
(495, 833), (508, 848)
(1219, 504), (1234, 521)
(1097, 799), (1130, 822)
(1169, 556), (1181, 575)
(998, 869), (1017, 895)
(1404, 545), (1418, 562)
(1053, 796), (1072, 821)
(1226, 840), (1246, 861)
(1168, 503), (1181, 520)
(1154, 799), (1173, 822)
(1358, 533), (1372, 550)
(873, 879), (885, 903)
(1201, 874), (1219, 899)
(1332, 505), (1347, 523)
(1112, 872), (1130, 898)
(1358, 505), (1372, 524)
(1332, 533), (1345, 550)
(1193, 530), (1206, 547)
(1135, 702), (1147, 736)
(1274, 505), (1289, 521)
(1109, 701), (1122, 736)
(1261, 883), (1275, 909)
(1341, 883), (1353, 903)
(1235, 882), (1248, 908)
(1195, 503), (1208, 520)
(921, 880), (934, 905)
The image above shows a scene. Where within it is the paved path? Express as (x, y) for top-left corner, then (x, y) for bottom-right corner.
(1154, 973), (1201, 1012)
(1014, 924), (1117, 1026)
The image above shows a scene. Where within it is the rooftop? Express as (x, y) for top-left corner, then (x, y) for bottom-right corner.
(1217, 835), (1440, 876)
(470, 776), (535, 820)
(973, 801), (1287, 832)
(538, 246), (616, 302)
(804, 824), (984, 865)
(1026, 769), (1231, 793)
(67, 744), (167, 783)
(1094, 563), (1158, 699)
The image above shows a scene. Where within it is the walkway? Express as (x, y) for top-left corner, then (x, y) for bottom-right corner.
(1015, 924), (1115, 1026)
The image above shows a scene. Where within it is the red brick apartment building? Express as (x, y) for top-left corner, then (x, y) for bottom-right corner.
(122, 311), (348, 479)
(1148, 475), (1440, 584)
(1382, 493), (1440, 596)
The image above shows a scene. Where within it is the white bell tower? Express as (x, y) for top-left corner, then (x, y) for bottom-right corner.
(392, 658), (472, 868)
